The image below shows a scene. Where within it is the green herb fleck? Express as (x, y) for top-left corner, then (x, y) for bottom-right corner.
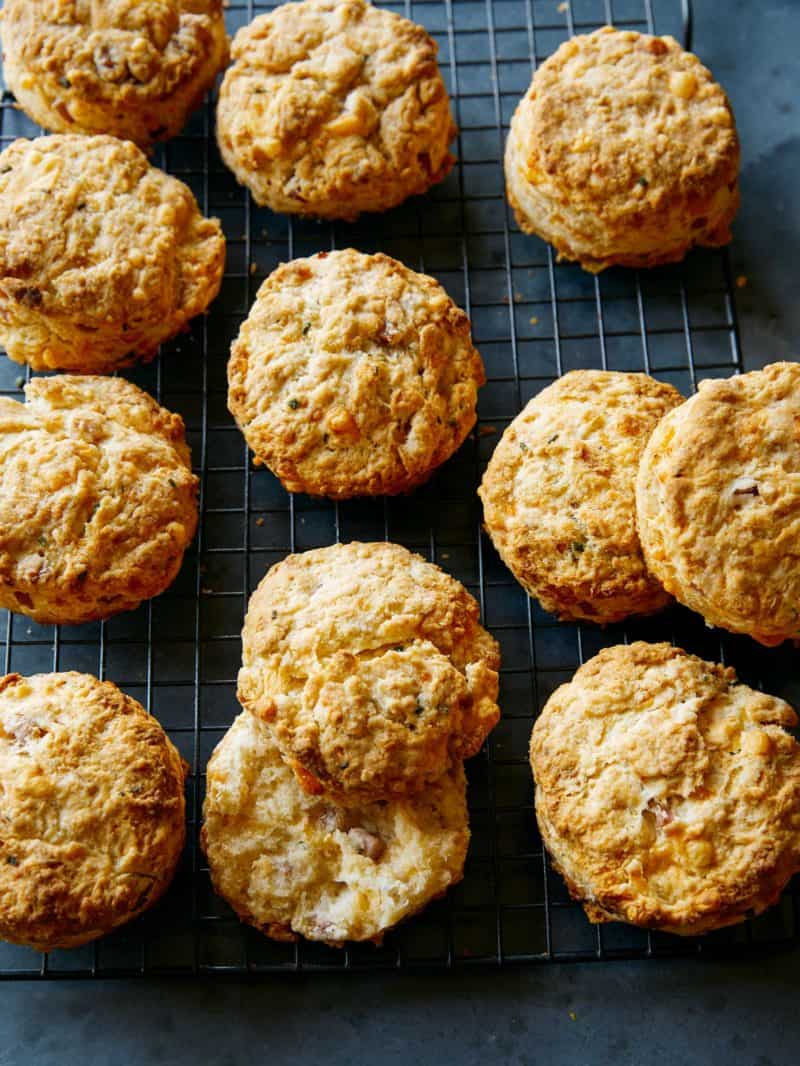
(637, 176), (649, 188)
(302, 321), (311, 335)
(6, 855), (18, 866)
(14, 376), (24, 389)
(168, 477), (177, 489)
(339, 761), (349, 770)
(519, 442), (528, 452)
(547, 433), (559, 444)
(414, 704), (425, 716)
(37, 535), (47, 548)
(570, 540), (586, 555)
(288, 398), (300, 410)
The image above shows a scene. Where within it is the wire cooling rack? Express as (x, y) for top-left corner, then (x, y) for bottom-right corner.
(0, 0), (797, 978)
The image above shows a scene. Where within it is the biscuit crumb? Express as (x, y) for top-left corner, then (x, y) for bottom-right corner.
(568, 1011), (577, 1022)
(529, 316), (539, 327)
(255, 517), (265, 527)
(478, 425), (498, 437)
(736, 274), (748, 288)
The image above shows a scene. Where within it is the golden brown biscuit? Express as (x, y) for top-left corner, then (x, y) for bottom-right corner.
(0, 671), (187, 951)
(1, 0), (228, 148)
(0, 134), (225, 373)
(478, 370), (682, 624)
(530, 642), (800, 935)
(228, 249), (485, 499)
(505, 27), (740, 272)
(0, 375), (198, 625)
(202, 710), (469, 946)
(237, 542), (500, 803)
(636, 362), (800, 647)
(216, 0), (456, 219)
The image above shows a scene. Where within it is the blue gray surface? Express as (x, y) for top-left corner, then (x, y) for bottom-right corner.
(2, 2), (799, 1062)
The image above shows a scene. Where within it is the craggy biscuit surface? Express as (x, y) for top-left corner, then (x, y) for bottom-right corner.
(228, 250), (484, 498)
(505, 27), (740, 272)
(202, 711), (469, 945)
(216, 0), (456, 219)
(0, 671), (187, 951)
(531, 643), (800, 935)
(0, 375), (198, 625)
(1, 0), (228, 147)
(636, 362), (800, 646)
(238, 542), (500, 802)
(0, 135), (225, 372)
(479, 371), (681, 623)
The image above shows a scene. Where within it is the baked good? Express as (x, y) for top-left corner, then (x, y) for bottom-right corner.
(202, 710), (468, 945)
(505, 27), (740, 272)
(636, 362), (800, 646)
(0, 671), (187, 951)
(530, 642), (800, 935)
(237, 541), (500, 802)
(0, 0), (228, 148)
(228, 249), (484, 498)
(0, 375), (198, 625)
(478, 370), (682, 624)
(0, 134), (225, 372)
(216, 0), (456, 219)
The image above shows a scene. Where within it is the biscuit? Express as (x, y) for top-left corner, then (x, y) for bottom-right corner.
(636, 362), (800, 647)
(0, 375), (198, 625)
(0, 134), (225, 373)
(216, 0), (456, 219)
(237, 542), (500, 803)
(530, 642), (800, 935)
(228, 249), (485, 499)
(0, 671), (187, 951)
(505, 27), (740, 272)
(478, 370), (682, 624)
(1, 0), (228, 148)
(202, 710), (469, 946)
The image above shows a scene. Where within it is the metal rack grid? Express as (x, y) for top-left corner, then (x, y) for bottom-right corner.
(0, 0), (797, 978)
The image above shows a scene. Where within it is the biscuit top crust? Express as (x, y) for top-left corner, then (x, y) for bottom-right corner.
(0, 671), (187, 950)
(217, 0), (455, 215)
(228, 250), (484, 498)
(201, 711), (469, 945)
(518, 27), (739, 222)
(479, 370), (682, 623)
(1, 0), (226, 108)
(531, 642), (800, 933)
(0, 375), (197, 612)
(636, 362), (800, 645)
(0, 135), (224, 341)
(237, 541), (500, 802)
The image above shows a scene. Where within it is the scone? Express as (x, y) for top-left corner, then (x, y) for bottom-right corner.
(237, 542), (500, 803)
(0, 134), (225, 372)
(478, 370), (682, 624)
(530, 642), (800, 935)
(228, 250), (485, 498)
(202, 710), (468, 945)
(0, 671), (187, 951)
(505, 27), (740, 272)
(636, 362), (800, 647)
(0, 375), (198, 625)
(216, 0), (456, 219)
(1, 0), (228, 148)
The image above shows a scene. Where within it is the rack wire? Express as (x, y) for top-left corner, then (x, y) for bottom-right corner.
(0, 0), (796, 977)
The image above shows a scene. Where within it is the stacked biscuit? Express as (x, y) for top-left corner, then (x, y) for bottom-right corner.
(203, 542), (500, 945)
(0, 0), (797, 954)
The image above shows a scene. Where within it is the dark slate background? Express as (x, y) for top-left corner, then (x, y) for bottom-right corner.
(2, 1), (798, 1062)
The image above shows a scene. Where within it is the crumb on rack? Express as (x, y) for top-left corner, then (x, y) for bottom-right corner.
(736, 274), (748, 288)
